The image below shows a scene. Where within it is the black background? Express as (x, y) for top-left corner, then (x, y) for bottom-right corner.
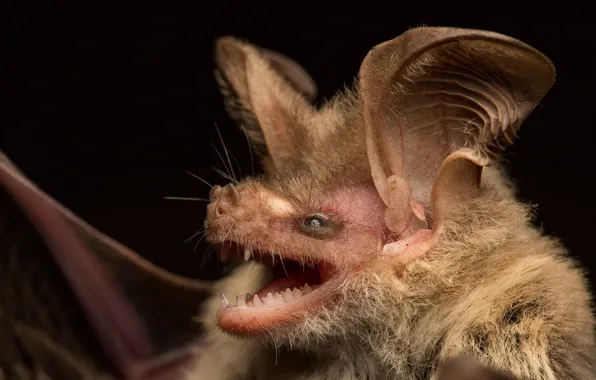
(3, 3), (595, 286)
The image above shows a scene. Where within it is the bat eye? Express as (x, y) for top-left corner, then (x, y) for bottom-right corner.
(299, 214), (336, 238)
(303, 215), (327, 229)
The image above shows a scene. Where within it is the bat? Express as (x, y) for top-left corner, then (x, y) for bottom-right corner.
(2, 26), (595, 380)
(184, 26), (596, 379)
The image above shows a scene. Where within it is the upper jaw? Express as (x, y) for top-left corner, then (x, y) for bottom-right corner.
(216, 239), (329, 267)
(215, 239), (336, 282)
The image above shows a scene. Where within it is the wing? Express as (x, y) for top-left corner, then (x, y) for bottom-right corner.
(0, 152), (213, 379)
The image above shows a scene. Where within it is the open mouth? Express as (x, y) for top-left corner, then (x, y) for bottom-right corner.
(215, 241), (336, 334)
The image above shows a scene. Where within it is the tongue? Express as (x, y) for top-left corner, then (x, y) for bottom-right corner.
(257, 266), (320, 297)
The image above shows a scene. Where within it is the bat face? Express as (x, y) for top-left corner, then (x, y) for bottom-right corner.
(204, 170), (389, 335)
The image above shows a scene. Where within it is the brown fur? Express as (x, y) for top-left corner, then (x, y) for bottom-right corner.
(185, 27), (596, 379)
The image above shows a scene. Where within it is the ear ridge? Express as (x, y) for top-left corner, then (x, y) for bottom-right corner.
(361, 27), (555, 260)
(362, 27), (554, 205)
(214, 36), (316, 172)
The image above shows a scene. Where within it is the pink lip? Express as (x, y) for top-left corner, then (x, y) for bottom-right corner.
(216, 279), (335, 335)
(214, 241), (339, 334)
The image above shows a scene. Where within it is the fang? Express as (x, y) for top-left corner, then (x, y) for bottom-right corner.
(237, 293), (246, 307)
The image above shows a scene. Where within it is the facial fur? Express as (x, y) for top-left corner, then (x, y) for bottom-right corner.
(203, 147), (391, 335)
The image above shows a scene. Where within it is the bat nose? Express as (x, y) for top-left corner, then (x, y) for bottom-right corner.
(212, 183), (240, 216)
(214, 199), (232, 216)
(209, 184), (240, 202)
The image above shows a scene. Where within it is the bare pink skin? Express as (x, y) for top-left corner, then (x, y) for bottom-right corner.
(204, 180), (390, 335)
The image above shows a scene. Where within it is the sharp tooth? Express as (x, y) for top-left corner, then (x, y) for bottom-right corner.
(265, 292), (275, 306)
(220, 293), (229, 306)
(237, 293), (246, 307)
(302, 283), (312, 295)
(253, 295), (262, 307)
(282, 288), (294, 302)
(244, 248), (251, 261)
(274, 293), (285, 305)
(292, 288), (302, 299)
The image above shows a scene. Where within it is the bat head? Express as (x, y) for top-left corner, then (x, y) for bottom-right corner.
(204, 28), (555, 344)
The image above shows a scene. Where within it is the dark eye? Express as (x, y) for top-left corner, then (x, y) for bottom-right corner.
(302, 215), (327, 229)
(298, 214), (335, 238)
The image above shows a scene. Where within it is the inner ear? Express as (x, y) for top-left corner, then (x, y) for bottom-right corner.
(214, 37), (317, 173)
(360, 27), (555, 241)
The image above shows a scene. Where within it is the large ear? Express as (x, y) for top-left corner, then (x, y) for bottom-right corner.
(214, 37), (317, 173)
(0, 152), (212, 379)
(360, 27), (555, 262)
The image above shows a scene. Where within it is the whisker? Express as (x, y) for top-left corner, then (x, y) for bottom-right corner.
(210, 142), (234, 181)
(193, 234), (206, 251)
(213, 166), (237, 183)
(185, 229), (204, 243)
(240, 123), (255, 175)
(186, 171), (213, 188)
(228, 150), (242, 179)
(202, 245), (213, 258)
(163, 196), (209, 202)
(214, 123), (237, 182)
(279, 254), (288, 276)
(200, 245), (215, 269)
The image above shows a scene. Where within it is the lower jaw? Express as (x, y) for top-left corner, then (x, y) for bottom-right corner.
(216, 293), (327, 335)
(216, 268), (332, 335)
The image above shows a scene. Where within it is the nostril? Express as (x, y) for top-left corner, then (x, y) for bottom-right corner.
(215, 203), (227, 216)
(211, 184), (239, 216)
